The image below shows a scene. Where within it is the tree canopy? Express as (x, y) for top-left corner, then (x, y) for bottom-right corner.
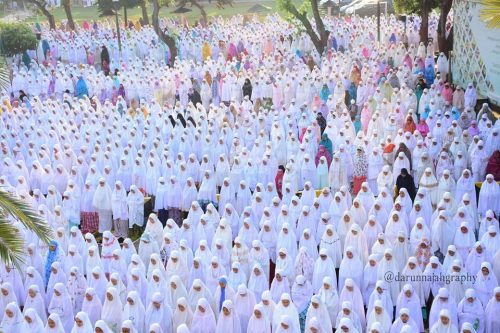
(0, 23), (38, 57)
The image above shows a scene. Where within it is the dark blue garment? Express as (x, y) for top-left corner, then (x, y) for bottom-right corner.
(218, 277), (227, 312)
(75, 78), (89, 99)
(44, 240), (59, 285)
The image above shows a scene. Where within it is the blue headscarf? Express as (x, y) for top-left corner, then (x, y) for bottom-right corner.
(320, 84), (330, 102)
(44, 240), (59, 285)
(75, 77), (89, 99)
(218, 277), (227, 312)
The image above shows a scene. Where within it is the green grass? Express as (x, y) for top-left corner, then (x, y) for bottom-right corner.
(3, 1), (301, 25)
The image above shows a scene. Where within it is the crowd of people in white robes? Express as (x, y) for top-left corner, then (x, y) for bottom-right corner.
(1, 10), (500, 333)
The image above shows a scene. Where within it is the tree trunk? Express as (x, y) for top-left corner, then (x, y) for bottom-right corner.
(27, 0), (56, 30)
(140, 1), (149, 25)
(310, 0), (328, 48)
(419, 0), (429, 44)
(62, 0), (76, 30)
(437, 0), (453, 53)
(286, 4), (324, 55)
(151, 0), (177, 65)
(191, 0), (208, 26)
(124, 5), (128, 29)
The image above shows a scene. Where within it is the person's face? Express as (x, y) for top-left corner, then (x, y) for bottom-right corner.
(25, 315), (33, 324)
(440, 316), (449, 325)
(282, 299), (290, 307)
(75, 317), (83, 327)
(106, 292), (113, 301)
(223, 307), (231, 316)
(122, 328), (131, 333)
(405, 290), (412, 297)
(495, 292), (500, 301)
(375, 306), (382, 315)
(153, 301), (161, 309)
(95, 327), (104, 333)
(47, 317), (56, 327)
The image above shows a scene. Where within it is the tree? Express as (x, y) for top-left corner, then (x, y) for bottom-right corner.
(277, 0), (329, 55)
(172, 0), (233, 27)
(151, 0), (178, 64)
(62, 0), (76, 30)
(25, 0), (56, 30)
(436, 0), (453, 53)
(97, 0), (117, 16)
(0, 23), (38, 57)
(393, 0), (439, 44)
(0, 190), (53, 269)
(139, 0), (150, 25)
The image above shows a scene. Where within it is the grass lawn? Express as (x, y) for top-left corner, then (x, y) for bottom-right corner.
(2, 1), (303, 25)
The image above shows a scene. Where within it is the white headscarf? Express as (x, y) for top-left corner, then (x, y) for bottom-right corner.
(191, 298), (216, 333)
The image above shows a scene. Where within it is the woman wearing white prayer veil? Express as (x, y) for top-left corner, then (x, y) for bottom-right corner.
(485, 287), (500, 332)
(367, 149), (384, 195)
(45, 313), (65, 333)
(363, 215), (383, 252)
(385, 211), (408, 246)
(338, 211), (355, 249)
(455, 170), (477, 211)
(121, 320), (138, 333)
(166, 176), (183, 224)
(247, 303), (271, 333)
(111, 181), (129, 239)
(93, 178), (113, 233)
(474, 262), (498, 307)
(67, 266), (88, 313)
(336, 314), (361, 333)
(329, 152), (348, 193)
(273, 293), (300, 333)
(0, 301), (22, 333)
(198, 170), (217, 208)
(82, 288), (102, 327)
(457, 289), (485, 333)
(367, 299), (392, 333)
(48, 282), (74, 332)
(24, 284), (46, 322)
(430, 309), (459, 333)
(465, 242), (492, 276)
(453, 222), (476, 261)
(18, 307), (45, 333)
(181, 178), (198, 214)
(190, 298), (216, 333)
(144, 214), (163, 249)
(123, 290), (146, 332)
(478, 174), (500, 217)
(216, 299), (242, 333)
(409, 218), (430, 253)
(389, 308), (420, 333)
(350, 199), (368, 229)
(234, 284), (256, 332)
(305, 294), (332, 332)
(95, 320), (113, 333)
(145, 292), (173, 333)
(377, 166), (394, 195)
(339, 278), (366, 329)
(339, 247), (364, 293)
(172, 297), (193, 331)
(481, 225), (500, 254)
(377, 249), (401, 304)
(127, 185), (144, 229)
(345, 224), (369, 264)
(101, 287), (123, 332)
(394, 284), (424, 332)
(70, 311), (94, 333)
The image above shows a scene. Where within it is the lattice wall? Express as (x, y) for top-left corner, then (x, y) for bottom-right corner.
(452, 0), (495, 96)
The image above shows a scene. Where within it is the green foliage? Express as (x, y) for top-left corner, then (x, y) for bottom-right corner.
(393, 0), (438, 15)
(0, 190), (53, 269)
(0, 23), (38, 57)
(98, 0), (118, 16)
